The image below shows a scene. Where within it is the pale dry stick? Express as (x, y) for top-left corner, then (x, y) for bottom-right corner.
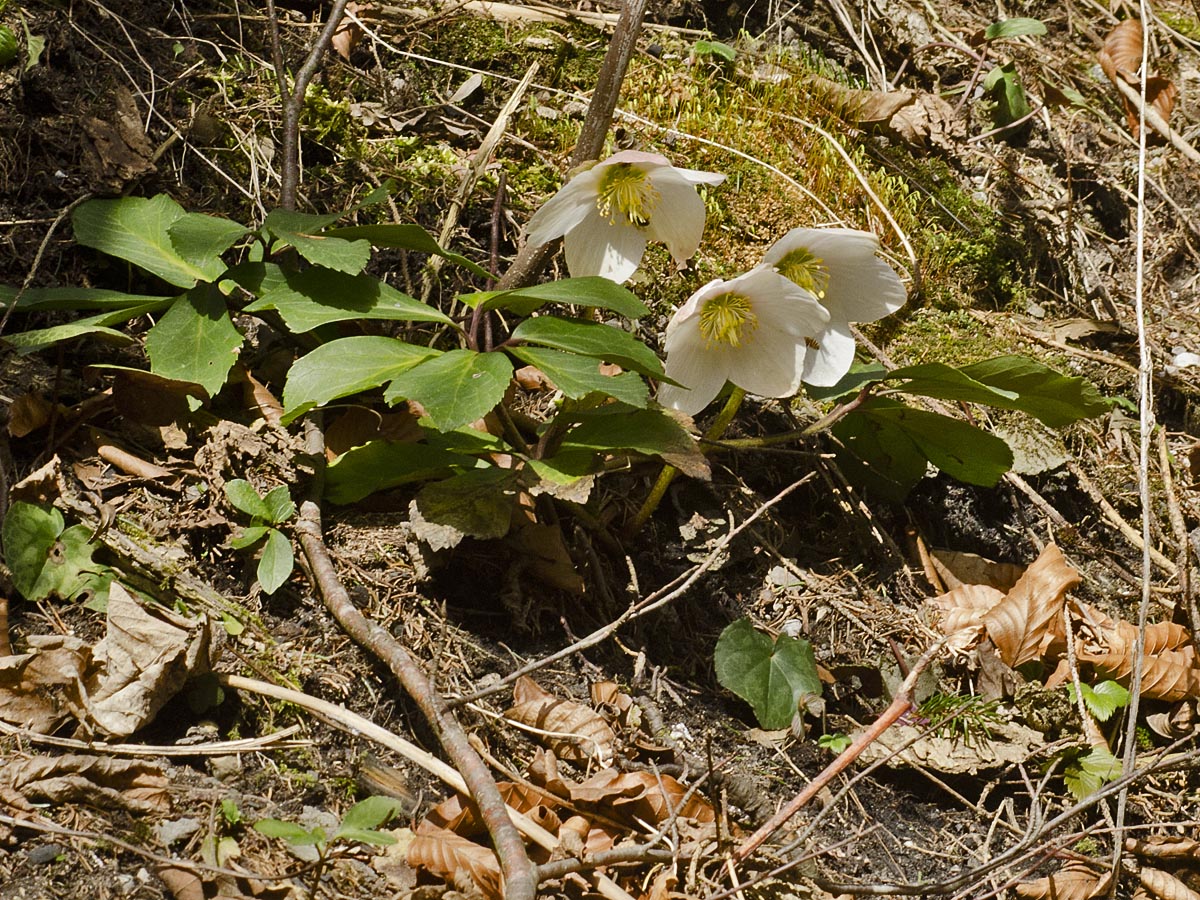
(448, 474), (815, 708)
(755, 110), (919, 286)
(418, 62), (539, 306)
(1066, 461), (1176, 577)
(216, 674), (639, 900)
(1109, 72), (1200, 167)
(1114, 6), (1158, 893)
(733, 638), (946, 862)
(0, 719), (306, 756)
(1156, 427), (1196, 636)
(294, 496), (537, 900)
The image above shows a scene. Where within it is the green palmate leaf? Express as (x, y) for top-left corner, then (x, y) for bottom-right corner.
(1070, 680), (1130, 723)
(0, 286), (174, 310)
(805, 361), (888, 401)
(0, 26), (17, 65)
(833, 398), (1013, 501)
(462, 277), (650, 319)
(1064, 746), (1121, 800)
(72, 196), (230, 288)
(325, 442), (472, 504)
(384, 349), (513, 431)
(558, 406), (709, 479)
(714, 618), (822, 730)
(168, 212), (248, 270)
(257, 528), (293, 594)
(984, 17), (1047, 40)
(958, 356), (1110, 426)
(222, 261), (290, 298)
(262, 486), (295, 524)
(246, 267), (451, 333)
(327, 224), (491, 279)
(889, 357), (1109, 427)
(1, 503), (112, 605)
(413, 468), (518, 543)
(2, 299), (174, 355)
(3, 502), (65, 598)
(510, 346), (648, 407)
(338, 796), (407, 834)
(510, 316), (668, 381)
(282, 336), (440, 424)
(224, 479), (271, 520)
(983, 61), (1031, 128)
(144, 285), (243, 397)
(262, 209), (371, 274)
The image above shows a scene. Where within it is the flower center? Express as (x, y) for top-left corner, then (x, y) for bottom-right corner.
(775, 246), (829, 297)
(596, 163), (659, 228)
(699, 291), (758, 348)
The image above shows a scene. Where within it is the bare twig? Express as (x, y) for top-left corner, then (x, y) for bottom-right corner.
(733, 639), (946, 861)
(496, 0), (648, 290)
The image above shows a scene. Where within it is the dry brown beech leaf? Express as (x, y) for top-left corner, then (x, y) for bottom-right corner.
(1141, 866), (1200, 900)
(1016, 861), (1112, 899)
(930, 549), (1025, 592)
(1097, 18), (1177, 137)
(1126, 835), (1200, 860)
(1077, 644), (1200, 702)
(983, 544), (1080, 667)
(422, 781), (551, 836)
(570, 769), (715, 825)
(505, 676), (616, 765)
(407, 824), (503, 900)
(930, 583), (1006, 635)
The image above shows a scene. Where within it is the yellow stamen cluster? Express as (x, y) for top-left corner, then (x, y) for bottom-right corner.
(699, 292), (757, 348)
(775, 247), (829, 297)
(596, 163), (659, 228)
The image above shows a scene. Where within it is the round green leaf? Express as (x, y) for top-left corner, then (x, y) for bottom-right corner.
(714, 618), (822, 730)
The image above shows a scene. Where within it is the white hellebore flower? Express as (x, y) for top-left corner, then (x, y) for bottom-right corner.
(658, 267), (830, 416)
(762, 228), (907, 386)
(524, 149), (725, 284)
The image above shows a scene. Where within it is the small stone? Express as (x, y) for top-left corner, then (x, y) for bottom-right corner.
(27, 843), (65, 865)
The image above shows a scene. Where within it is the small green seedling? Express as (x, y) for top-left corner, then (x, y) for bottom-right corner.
(225, 479), (296, 594)
(1068, 680), (1130, 723)
(818, 732), (853, 754)
(254, 796), (405, 859)
(1062, 745), (1122, 800)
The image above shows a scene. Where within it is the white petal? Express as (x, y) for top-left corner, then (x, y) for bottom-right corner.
(673, 166), (726, 186)
(748, 279), (830, 338)
(645, 169), (710, 265)
(660, 324), (731, 415)
(563, 215), (648, 282)
(726, 327), (807, 398)
(524, 168), (605, 248)
(764, 227), (906, 324)
(801, 321), (857, 386)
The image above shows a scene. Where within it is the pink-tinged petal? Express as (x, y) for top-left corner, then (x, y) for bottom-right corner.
(725, 327), (807, 398)
(674, 166), (726, 186)
(659, 322), (730, 415)
(603, 149), (672, 168)
(524, 167), (605, 248)
(563, 215), (648, 282)
(644, 169), (709, 265)
(801, 321), (857, 386)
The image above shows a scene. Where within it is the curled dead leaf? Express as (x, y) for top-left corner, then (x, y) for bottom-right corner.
(930, 583), (1005, 634)
(505, 676), (616, 766)
(1015, 861), (1111, 899)
(930, 549), (1025, 592)
(983, 544), (1080, 667)
(407, 824), (502, 900)
(1126, 835), (1200, 860)
(1141, 866), (1200, 900)
(1097, 19), (1176, 137)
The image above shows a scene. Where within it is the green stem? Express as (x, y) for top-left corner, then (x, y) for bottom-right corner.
(627, 387), (746, 535)
(705, 386), (873, 450)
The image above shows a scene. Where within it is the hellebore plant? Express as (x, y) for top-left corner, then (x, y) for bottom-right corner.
(656, 266), (829, 416)
(762, 227), (908, 386)
(524, 149), (726, 283)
